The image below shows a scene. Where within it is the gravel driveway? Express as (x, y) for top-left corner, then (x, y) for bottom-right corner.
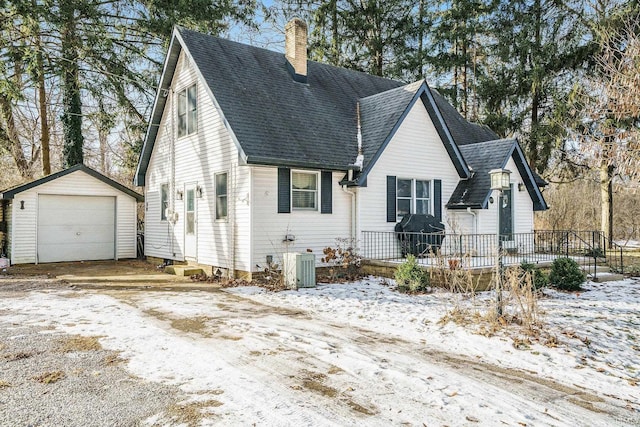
(0, 280), (184, 427)
(1, 275), (638, 426)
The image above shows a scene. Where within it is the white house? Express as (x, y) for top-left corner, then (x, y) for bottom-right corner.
(1, 164), (143, 264)
(135, 19), (547, 278)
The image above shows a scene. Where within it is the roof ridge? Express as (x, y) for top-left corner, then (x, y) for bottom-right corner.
(359, 79), (424, 102)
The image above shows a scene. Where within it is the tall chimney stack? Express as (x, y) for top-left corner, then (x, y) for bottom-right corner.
(285, 18), (307, 83)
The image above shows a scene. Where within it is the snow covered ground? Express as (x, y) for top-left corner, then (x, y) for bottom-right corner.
(0, 277), (638, 426)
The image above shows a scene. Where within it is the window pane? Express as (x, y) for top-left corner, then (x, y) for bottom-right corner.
(416, 180), (430, 198)
(397, 199), (411, 218)
(177, 113), (186, 137)
(292, 172), (317, 190)
(416, 199), (430, 215)
(397, 179), (412, 197)
(161, 184), (168, 220)
(292, 191), (316, 209)
(186, 189), (195, 211)
(187, 85), (197, 111)
(215, 173), (227, 196)
(186, 212), (195, 234)
(216, 195), (227, 219)
(188, 109), (197, 134)
(178, 90), (186, 115)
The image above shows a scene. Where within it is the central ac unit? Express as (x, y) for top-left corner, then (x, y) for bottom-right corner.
(283, 253), (316, 289)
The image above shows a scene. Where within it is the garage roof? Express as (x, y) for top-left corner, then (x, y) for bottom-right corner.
(1, 164), (144, 201)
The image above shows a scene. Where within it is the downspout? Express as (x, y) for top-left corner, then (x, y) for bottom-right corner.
(341, 186), (357, 241)
(229, 165), (236, 279)
(466, 207), (477, 234)
(169, 86), (176, 257)
(342, 101), (363, 243)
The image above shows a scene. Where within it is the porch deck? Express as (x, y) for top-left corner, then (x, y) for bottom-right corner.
(361, 230), (624, 275)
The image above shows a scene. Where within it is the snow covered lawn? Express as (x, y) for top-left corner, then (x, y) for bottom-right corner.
(0, 277), (638, 426)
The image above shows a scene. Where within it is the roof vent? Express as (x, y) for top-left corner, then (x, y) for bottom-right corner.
(285, 18), (307, 83)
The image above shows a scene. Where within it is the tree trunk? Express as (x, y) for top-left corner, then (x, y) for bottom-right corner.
(60, 7), (84, 168)
(37, 47), (51, 176)
(600, 162), (615, 245)
(0, 95), (34, 179)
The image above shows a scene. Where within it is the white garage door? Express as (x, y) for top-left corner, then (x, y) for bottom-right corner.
(37, 195), (115, 263)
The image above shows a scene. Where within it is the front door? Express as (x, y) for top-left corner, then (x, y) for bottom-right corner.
(184, 183), (197, 259)
(499, 185), (513, 241)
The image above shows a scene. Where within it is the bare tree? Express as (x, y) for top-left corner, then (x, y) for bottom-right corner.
(571, 15), (640, 243)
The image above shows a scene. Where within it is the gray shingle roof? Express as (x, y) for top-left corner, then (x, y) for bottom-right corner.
(136, 28), (503, 185)
(134, 27), (546, 211)
(1, 164), (143, 201)
(447, 139), (547, 211)
(180, 28), (402, 171)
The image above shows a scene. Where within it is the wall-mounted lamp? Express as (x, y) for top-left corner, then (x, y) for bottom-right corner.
(489, 168), (512, 191)
(19, 200), (25, 210)
(489, 196), (494, 204)
(176, 190), (183, 200)
(196, 186), (203, 198)
(518, 182), (525, 192)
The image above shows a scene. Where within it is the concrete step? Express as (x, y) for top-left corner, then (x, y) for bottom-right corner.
(164, 265), (204, 277)
(591, 272), (625, 283)
(58, 273), (188, 284)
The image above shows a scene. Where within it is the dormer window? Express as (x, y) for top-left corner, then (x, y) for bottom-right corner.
(177, 84), (197, 137)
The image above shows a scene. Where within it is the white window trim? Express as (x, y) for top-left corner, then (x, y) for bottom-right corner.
(291, 170), (319, 211)
(177, 83), (197, 138)
(397, 178), (432, 219)
(215, 171), (229, 221)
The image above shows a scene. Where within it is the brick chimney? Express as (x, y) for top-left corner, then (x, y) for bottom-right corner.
(285, 18), (307, 83)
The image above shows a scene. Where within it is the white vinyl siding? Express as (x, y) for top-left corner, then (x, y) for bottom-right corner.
(144, 51), (251, 272)
(7, 170), (138, 264)
(252, 167), (351, 271)
(359, 99), (460, 233)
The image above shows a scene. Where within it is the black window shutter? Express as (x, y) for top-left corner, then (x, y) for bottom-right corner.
(386, 175), (396, 222)
(434, 179), (442, 222)
(278, 168), (291, 213)
(321, 171), (332, 214)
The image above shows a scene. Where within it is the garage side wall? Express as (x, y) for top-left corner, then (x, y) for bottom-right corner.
(9, 171), (138, 264)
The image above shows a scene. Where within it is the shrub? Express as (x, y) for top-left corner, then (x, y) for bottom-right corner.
(549, 258), (585, 291)
(625, 265), (640, 277)
(520, 261), (548, 289)
(395, 255), (430, 293)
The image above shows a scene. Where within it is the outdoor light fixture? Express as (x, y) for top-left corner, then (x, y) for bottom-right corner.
(489, 168), (511, 318)
(518, 182), (525, 192)
(196, 186), (203, 198)
(489, 168), (511, 191)
(176, 190), (183, 200)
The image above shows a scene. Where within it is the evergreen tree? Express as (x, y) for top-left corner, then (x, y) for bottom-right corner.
(478, 0), (592, 174)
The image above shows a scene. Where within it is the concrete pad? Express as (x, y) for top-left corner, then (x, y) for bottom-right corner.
(164, 266), (204, 276)
(591, 272), (625, 283)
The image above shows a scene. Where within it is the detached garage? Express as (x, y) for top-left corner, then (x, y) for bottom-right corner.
(0, 164), (143, 264)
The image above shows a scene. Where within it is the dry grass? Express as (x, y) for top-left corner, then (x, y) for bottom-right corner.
(166, 399), (223, 427)
(103, 352), (128, 366)
(3, 351), (34, 361)
(170, 317), (211, 336)
(33, 371), (65, 384)
(0, 380), (11, 388)
(60, 335), (102, 352)
(437, 263), (547, 344)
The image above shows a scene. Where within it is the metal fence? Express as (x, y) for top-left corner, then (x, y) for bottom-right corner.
(361, 229), (623, 274)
